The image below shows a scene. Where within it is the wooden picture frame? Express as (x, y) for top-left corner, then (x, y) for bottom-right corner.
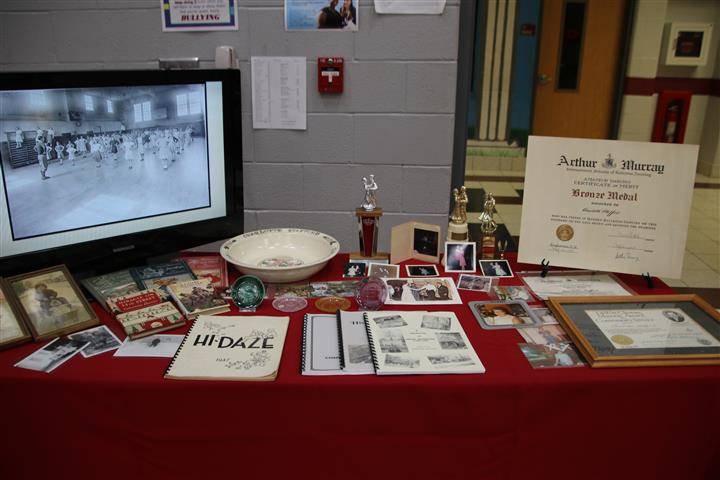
(0, 278), (32, 350)
(6, 265), (99, 341)
(546, 295), (720, 368)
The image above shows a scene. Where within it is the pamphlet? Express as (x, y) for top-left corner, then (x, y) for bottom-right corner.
(301, 313), (343, 375)
(338, 311), (375, 374)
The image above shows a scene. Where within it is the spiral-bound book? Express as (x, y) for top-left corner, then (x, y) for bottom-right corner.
(165, 315), (289, 381)
(364, 311), (485, 375)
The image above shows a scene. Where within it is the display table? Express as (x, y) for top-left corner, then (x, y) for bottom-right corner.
(1, 254), (718, 480)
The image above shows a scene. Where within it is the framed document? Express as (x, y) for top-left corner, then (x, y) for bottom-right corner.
(519, 137), (698, 278)
(518, 270), (634, 300)
(546, 295), (720, 367)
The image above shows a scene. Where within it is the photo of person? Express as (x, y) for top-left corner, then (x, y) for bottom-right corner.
(492, 285), (535, 302)
(7, 266), (98, 340)
(457, 274), (493, 292)
(444, 242), (476, 273)
(343, 262), (366, 278)
(471, 301), (540, 329)
(413, 228), (440, 257)
(68, 325), (122, 357)
(384, 278), (461, 305)
(14, 337), (89, 373)
(518, 342), (585, 369)
(406, 265), (439, 277)
(285, 0), (359, 31)
(479, 259), (514, 278)
(519, 325), (570, 345)
(368, 263), (400, 279)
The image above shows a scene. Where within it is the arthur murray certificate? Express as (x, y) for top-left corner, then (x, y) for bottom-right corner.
(519, 137), (698, 278)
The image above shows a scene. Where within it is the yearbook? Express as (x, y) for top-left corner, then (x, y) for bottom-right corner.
(165, 315), (289, 381)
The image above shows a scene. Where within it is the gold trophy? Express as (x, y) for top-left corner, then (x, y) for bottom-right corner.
(447, 185), (469, 241)
(478, 193), (497, 259)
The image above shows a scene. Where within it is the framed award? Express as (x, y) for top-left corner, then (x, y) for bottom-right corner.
(546, 295), (720, 367)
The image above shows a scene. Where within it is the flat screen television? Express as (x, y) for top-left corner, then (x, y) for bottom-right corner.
(0, 69), (243, 277)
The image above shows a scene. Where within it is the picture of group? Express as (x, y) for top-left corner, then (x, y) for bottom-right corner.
(285, 0), (358, 31)
(384, 278), (461, 305)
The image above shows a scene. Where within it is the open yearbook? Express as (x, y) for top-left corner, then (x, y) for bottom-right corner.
(364, 311), (485, 375)
(165, 315), (289, 381)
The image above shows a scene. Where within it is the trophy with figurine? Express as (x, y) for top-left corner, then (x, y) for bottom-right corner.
(447, 185), (469, 241)
(478, 193), (498, 259)
(350, 175), (390, 261)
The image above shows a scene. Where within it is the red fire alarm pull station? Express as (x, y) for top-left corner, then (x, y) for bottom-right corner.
(318, 57), (344, 94)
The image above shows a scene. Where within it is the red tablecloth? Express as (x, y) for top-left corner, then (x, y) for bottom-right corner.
(1, 254), (718, 480)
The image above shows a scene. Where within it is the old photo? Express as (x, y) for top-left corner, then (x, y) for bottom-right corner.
(343, 262), (366, 278)
(384, 277), (462, 305)
(519, 325), (570, 345)
(479, 259), (514, 278)
(378, 330), (409, 353)
(113, 334), (183, 357)
(444, 242), (476, 273)
(14, 337), (88, 373)
(436, 332), (467, 349)
(427, 353), (475, 367)
(367, 263), (400, 279)
(406, 265), (439, 277)
(457, 274), (493, 292)
(492, 285), (535, 302)
(421, 314), (451, 331)
(68, 325), (122, 357)
(470, 300), (541, 329)
(373, 314), (408, 329)
(518, 342), (585, 368)
(385, 354), (419, 369)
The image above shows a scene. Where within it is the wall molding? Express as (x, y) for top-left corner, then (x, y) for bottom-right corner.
(624, 77), (720, 96)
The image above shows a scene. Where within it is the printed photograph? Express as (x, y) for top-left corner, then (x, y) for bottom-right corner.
(457, 274), (492, 292)
(0, 280), (31, 349)
(7, 266), (99, 340)
(420, 314), (451, 331)
(519, 325), (570, 345)
(427, 353), (475, 367)
(436, 332), (467, 350)
(68, 325), (122, 357)
(14, 337), (88, 373)
(268, 282), (312, 298)
(348, 344), (372, 365)
(113, 334), (183, 357)
(285, 0), (358, 31)
(492, 285), (535, 302)
(444, 242), (476, 273)
(367, 263), (400, 279)
(518, 342), (585, 368)
(479, 259), (514, 278)
(0, 84), (210, 240)
(385, 354), (419, 369)
(309, 280), (359, 298)
(343, 262), (366, 278)
(373, 314), (408, 329)
(406, 265), (439, 277)
(174, 280), (228, 313)
(413, 227), (440, 257)
(531, 307), (559, 325)
(378, 330), (409, 353)
(473, 301), (539, 328)
(385, 278), (461, 304)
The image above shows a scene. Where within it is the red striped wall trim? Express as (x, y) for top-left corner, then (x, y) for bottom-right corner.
(624, 77), (720, 96)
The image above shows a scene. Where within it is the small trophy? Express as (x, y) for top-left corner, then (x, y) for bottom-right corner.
(478, 193), (497, 259)
(447, 185), (469, 241)
(350, 175), (390, 261)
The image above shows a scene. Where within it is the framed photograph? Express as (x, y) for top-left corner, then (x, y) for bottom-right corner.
(0, 279), (32, 350)
(368, 263), (400, 278)
(406, 265), (439, 277)
(390, 221), (441, 264)
(343, 262), (366, 278)
(469, 300), (541, 329)
(665, 22), (713, 66)
(518, 270), (633, 300)
(546, 295), (720, 368)
(457, 274), (493, 292)
(479, 259), (513, 278)
(6, 265), (99, 341)
(444, 241), (476, 273)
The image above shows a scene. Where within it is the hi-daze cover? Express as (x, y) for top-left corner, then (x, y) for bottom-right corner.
(165, 316), (289, 381)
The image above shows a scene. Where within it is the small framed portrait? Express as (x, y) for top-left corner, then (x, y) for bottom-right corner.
(0, 279), (32, 350)
(406, 265), (439, 277)
(343, 262), (366, 278)
(368, 263), (400, 278)
(6, 265), (99, 341)
(444, 242), (476, 273)
(479, 259), (514, 278)
(469, 300), (541, 330)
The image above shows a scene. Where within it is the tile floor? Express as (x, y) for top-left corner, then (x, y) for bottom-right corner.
(465, 169), (720, 288)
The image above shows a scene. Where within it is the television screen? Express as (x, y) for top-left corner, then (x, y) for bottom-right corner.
(0, 70), (242, 276)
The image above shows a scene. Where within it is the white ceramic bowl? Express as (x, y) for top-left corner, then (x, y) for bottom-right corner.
(220, 228), (340, 283)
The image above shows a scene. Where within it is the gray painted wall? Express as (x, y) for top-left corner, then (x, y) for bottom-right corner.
(0, 0), (459, 252)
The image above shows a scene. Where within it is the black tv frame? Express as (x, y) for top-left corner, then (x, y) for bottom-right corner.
(0, 69), (243, 278)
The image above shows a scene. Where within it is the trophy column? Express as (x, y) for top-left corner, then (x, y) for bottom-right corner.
(350, 208), (390, 261)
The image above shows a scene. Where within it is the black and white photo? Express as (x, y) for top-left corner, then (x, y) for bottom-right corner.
(373, 314), (408, 329)
(406, 265), (439, 277)
(113, 334), (183, 357)
(367, 263), (400, 278)
(479, 259), (514, 278)
(0, 84), (210, 240)
(68, 325), (122, 357)
(427, 353), (475, 367)
(444, 242), (476, 273)
(378, 330), (409, 353)
(457, 274), (493, 292)
(421, 314), (451, 331)
(413, 227), (440, 257)
(343, 262), (366, 278)
(384, 354), (419, 369)
(14, 337), (88, 373)
(436, 332), (467, 349)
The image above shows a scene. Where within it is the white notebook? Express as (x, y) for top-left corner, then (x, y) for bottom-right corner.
(364, 311), (485, 375)
(301, 313), (343, 375)
(338, 311), (375, 374)
(165, 315), (289, 381)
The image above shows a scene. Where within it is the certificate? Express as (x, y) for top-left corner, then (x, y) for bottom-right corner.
(519, 271), (632, 300)
(587, 308), (720, 350)
(518, 136), (698, 278)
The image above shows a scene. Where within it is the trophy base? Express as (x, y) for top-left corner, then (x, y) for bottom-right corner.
(447, 222), (469, 241)
(349, 252), (390, 262)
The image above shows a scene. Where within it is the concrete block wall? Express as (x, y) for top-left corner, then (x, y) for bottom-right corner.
(0, 0), (460, 251)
